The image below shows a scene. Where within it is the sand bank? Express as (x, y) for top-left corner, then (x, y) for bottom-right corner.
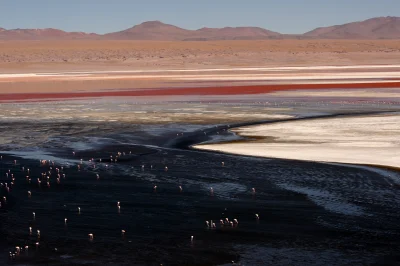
(193, 114), (400, 169)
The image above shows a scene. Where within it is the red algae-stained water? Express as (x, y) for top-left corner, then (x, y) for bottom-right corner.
(0, 99), (400, 265)
(2, 81), (400, 102)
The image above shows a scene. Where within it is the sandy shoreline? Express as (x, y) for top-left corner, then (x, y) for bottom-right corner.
(2, 40), (400, 73)
(1, 39), (400, 95)
(1, 64), (400, 98)
(193, 113), (400, 169)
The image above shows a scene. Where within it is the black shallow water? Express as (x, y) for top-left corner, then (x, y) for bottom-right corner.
(1, 114), (400, 266)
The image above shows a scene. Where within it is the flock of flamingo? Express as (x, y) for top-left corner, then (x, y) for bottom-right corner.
(0, 148), (260, 262)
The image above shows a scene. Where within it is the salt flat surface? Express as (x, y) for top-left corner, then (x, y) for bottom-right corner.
(194, 114), (400, 168)
(1, 65), (400, 79)
(270, 88), (400, 98)
(175, 72), (400, 81)
(0, 64), (399, 77)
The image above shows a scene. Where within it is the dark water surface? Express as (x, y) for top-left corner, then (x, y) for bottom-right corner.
(1, 114), (400, 266)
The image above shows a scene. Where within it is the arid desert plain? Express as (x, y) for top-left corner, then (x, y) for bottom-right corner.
(1, 40), (400, 265)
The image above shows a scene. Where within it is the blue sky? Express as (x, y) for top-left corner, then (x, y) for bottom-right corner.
(1, 0), (399, 34)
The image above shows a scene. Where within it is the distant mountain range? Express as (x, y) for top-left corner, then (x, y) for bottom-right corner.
(1, 16), (399, 40)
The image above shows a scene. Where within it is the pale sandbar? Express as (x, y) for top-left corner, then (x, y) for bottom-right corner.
(194, 114), (400, 169)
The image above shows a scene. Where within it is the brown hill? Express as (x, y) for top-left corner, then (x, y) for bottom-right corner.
(0, 17), (399, 40)
(185, 26), (281, 40)
(104, 21), (282, 40)
(0, 28), (99, 40)
(103, 21), (193, 40)
(304, 16), (400, 39)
